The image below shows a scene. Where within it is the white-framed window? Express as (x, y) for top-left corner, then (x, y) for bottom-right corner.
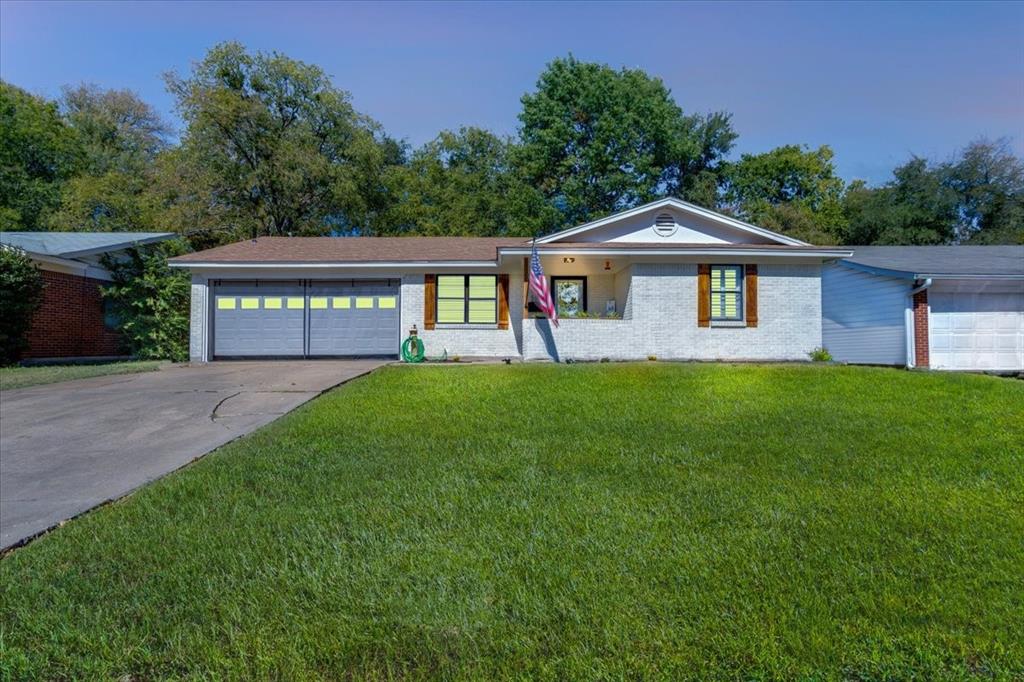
(710, 265), (743, 321)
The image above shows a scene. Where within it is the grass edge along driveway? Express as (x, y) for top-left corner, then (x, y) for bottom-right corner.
(1, 363), (1021, 680)
(0, 360), (164, 391)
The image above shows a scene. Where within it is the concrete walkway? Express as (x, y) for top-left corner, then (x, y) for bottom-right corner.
(0, 360), (385, 550)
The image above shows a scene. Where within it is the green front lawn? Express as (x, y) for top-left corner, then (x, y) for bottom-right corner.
(1, 364), (1021, 679)
(0, 360), (164, 390)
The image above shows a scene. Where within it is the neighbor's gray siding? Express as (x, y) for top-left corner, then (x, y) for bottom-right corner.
(821, 263), (908, 365)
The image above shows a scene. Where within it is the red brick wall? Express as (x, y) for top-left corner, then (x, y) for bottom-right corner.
(912, 288), (929, 368)
(22, 269), (125, 359)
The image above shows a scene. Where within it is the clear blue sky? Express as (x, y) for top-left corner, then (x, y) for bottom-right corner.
(2, 0), (1022, 183)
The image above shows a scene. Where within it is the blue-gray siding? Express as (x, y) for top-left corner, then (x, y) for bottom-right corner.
(822, 263), (909, 365)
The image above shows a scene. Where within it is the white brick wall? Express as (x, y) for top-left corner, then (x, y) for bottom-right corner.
(400, 274), (521, 358)
(189, 278), (208, 362)
(188, 263), (822, 362)
(523, 263), (821, 361)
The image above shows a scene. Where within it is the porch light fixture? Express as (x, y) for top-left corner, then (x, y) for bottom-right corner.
(604, 260), (612, 271)
(562, 257), (575, 264)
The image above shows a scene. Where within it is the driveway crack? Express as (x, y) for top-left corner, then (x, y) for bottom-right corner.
(209, 391), (242, 422)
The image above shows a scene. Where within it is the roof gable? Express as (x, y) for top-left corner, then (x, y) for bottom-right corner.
(536, 198), (807, 246)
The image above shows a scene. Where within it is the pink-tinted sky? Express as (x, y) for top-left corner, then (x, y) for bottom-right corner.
(2, 0), (1021, 183)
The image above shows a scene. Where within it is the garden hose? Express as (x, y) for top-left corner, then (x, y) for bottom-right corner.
(401, 335), (425, 363)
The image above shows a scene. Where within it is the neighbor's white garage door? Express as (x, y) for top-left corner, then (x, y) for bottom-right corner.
(929, 290), (1023, 370)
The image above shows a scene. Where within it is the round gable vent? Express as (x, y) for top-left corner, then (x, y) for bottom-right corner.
(653, 212), (677, 237)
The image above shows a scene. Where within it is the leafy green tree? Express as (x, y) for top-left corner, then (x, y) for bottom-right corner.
(722, 144), (846, 243)
(101, 240), (191, 362)
(47, 85), (171, 232)
(842, 158), (960, 245)
(0, 81), (81, 230)
(163, 42), (395, 241)
(384, 127), (559, 236)
(60, 84), (171, 175)
(516, 56), (735, 227)
(946, 139), (1023, 244)
(0, 246), (44, 364)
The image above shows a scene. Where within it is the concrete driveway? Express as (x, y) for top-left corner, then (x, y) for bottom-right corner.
(0, 360), (386, 550)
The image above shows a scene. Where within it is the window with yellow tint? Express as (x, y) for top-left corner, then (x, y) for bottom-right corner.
(217, 297), (236, 310)
(435, 275), (497, 324)
(710, 265), (743, 321)
(263, 297), (282, 309)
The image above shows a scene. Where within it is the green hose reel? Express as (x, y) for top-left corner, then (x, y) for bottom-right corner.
(401, 326), (425, 363)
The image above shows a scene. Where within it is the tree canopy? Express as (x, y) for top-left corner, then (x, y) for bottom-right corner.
(517, 56), (736, 227)
(382, 127), (557, 237)
(0, 81), (81, 230)
(0, 47), (1019, 246)
(723, 145), (846, 244)
(164, 42), (395, 240)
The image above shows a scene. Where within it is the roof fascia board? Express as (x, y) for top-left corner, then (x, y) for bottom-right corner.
(500, 247), (852, 258)
(168, 260), (501, 269)
(837, 259), (1024, 281)
(835, 260), (916, 280)
(918, 273), (1024, 280)
(535, 197), (808, 246)
(29, 253), (113, 281)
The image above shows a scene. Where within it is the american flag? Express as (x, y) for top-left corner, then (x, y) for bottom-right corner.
(529, 238), (558, 327)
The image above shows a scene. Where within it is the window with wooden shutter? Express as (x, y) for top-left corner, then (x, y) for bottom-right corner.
(497, 274), (510, 329)
(433, 275), (498, 325)
(710, 265), (743, 321)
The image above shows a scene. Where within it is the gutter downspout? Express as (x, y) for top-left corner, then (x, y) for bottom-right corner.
(905, 278), (933, 368)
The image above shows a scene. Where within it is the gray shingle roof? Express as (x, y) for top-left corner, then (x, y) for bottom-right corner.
(0, 231), (175, 258)
(843, 245), (1024, 278)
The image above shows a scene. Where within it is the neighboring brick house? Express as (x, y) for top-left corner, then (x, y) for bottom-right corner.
(169, 198), (852, 363)
(0, 232), (175, 362)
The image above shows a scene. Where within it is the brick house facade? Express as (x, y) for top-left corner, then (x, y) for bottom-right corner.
(22, 269), (124, 360)
(1, 231), (175, 363)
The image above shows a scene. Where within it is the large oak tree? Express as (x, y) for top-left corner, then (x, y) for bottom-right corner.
(516, 56), (736, 228)
(163, 42), (396, 240)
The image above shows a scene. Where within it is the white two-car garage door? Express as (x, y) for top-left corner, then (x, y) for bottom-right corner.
(212, 279), (400, 358)
(929, 286), (1024, 371)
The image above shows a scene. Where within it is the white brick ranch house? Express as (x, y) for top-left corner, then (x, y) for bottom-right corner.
(170, 198), (854, 362)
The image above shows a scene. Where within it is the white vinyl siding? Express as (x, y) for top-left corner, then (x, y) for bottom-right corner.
(821, 263), (909, 365)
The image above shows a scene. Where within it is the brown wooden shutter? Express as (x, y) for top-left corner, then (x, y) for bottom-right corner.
(522, 257), (530, 319)
(497, 274), (510, 329)
(745, 264), (758, 328)
(697, 263), (710, 327)
(424, 274), (436, 330)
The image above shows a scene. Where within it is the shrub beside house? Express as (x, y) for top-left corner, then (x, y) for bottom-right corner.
(0, 232), (175, 363)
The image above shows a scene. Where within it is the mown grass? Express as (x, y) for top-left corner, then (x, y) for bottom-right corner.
(0, 360), (163, 391)
(1, 364), (1021, 680)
